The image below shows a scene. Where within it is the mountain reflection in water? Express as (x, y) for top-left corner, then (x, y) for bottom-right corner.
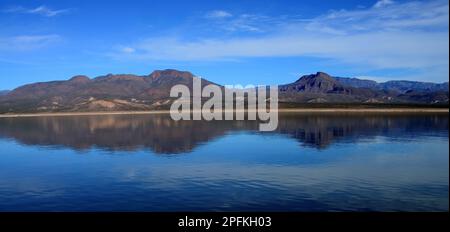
(0, 113), (447, 154)
(0, 112), (448, 211)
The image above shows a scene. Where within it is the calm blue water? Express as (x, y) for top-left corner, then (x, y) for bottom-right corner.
(0, 113), (448, 211)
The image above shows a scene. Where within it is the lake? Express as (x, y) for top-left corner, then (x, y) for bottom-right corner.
(0, 112), (448, 211)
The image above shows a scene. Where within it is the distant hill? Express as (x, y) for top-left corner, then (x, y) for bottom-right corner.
(0, 90), (9, 96)
(0, 70), (448, 113)
(334, 76), (449, 93)
(279, 72), (448, 104)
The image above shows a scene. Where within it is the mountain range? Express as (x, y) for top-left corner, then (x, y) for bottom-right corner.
(0, 69), (448, 113)
(279, 72), (449, 104)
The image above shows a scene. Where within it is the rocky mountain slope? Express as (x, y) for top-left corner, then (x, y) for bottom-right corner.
(0, 69), (218, 113)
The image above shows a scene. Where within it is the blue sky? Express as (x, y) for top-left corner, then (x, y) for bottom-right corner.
(0, 0), (448, 90)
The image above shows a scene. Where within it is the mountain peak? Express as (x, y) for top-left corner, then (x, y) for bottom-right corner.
(69, 75), (90, 83)
(282, 72), (347, 94)
(295, 71), (335, 83)
(149, 69), (194, 81)
(316, 71), (331, 77)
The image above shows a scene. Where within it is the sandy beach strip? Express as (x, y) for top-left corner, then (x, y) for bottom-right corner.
(0, 108), (448, 118)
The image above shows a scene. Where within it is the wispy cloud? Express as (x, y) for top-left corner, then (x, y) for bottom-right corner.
(0, 35), (61, 51)
(120, 46), (136, 54)
(111, 32), (448, 68)
(218, 14), (276, 33)
(205, 10), (232, 19)
(373, 0), (394, 8)
(111, 0), (449, 80)
(310, 0), (449, 33)
(205, 12), (291, 33)
(4, 5), (70, 17)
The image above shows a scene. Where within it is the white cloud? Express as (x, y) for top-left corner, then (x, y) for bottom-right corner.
(205, 13), (291, 33)
(373, 0), (394, 8)
(4, 5), (69, 17)
(112, 0), (449, 80)
(121, 47), (136, 53)
(205, 10), (232, 19)
(112, 32), (448, 68)
(220, 14), (273, 32)
(312, 0), (448, 32)
(0, 35), (61, 51)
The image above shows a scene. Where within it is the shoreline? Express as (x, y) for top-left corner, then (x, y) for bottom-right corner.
(0, 108), (448, 118)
